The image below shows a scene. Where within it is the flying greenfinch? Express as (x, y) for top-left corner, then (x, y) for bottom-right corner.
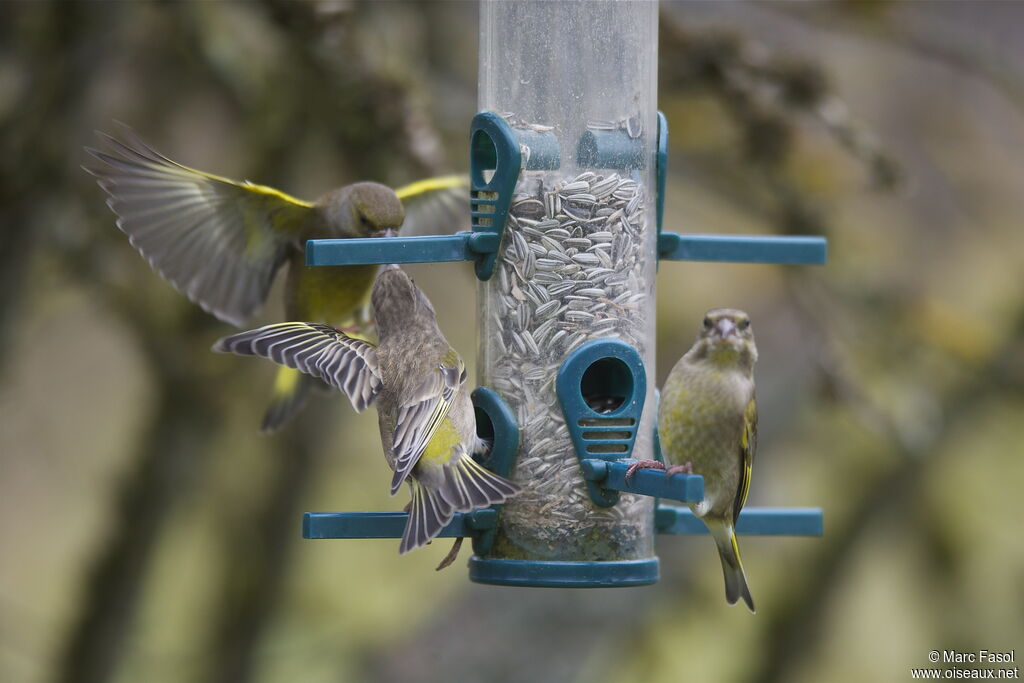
(628, 308), (758, 612)
(84, 124), (468, 432)
(212, 265), (519, 557)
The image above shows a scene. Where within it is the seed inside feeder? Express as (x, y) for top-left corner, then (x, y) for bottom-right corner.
(480, 140), (655, 544)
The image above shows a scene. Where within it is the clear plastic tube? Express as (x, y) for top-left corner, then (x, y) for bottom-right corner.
(478, 0), (659, 561)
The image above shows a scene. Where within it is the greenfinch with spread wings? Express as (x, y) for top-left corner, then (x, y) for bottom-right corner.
(85, 125), (468, 431)
(212, 265), (519, 558)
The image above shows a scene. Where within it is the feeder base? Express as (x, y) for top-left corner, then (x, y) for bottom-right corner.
(468, 557), (659, 588)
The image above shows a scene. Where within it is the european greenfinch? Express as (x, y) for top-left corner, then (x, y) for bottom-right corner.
(212, 265), (519, 557)
(84, 125), (468, 432)
(629, 308), (758, 612)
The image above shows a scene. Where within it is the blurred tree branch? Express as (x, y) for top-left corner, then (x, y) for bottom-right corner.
(751, 272), (1024, 683)
(0, 4), (104, 376)
(659, 10), (900, 239)
(765, 2), (1024, 119)
(44, 1), (453, 681)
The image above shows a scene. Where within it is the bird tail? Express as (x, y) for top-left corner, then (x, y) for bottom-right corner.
(439, 455), (520, 513)
(400, 479), (455, 554)
(708, 518), (756, 613)
(261, 367), (315, 433)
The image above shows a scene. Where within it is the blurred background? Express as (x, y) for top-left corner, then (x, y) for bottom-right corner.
(2, 2), (1023, 682)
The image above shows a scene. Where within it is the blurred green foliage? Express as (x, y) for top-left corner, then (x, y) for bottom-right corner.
(0, 2), (1021, 683)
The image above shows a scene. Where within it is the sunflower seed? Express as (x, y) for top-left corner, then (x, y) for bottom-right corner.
(521, 330), (540, 356)
(560, 181), (590, 194)
(563, 237), (592, 250)
(569, 252), (599, 266)
(535, 299), (561, 318)
(547, 250), (573, 264)
(564, 310), (595, 323)
(480, 147), (652, 527)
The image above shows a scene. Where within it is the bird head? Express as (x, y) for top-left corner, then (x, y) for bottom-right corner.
(371, 265), (437, 340)
(318, 182), (405, 239)
(689, 308), (758, 369)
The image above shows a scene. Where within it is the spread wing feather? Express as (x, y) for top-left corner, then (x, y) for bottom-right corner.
(84, 125), (312, 326)
(395, 175), (469, 236)
(213, 322), (381, 412)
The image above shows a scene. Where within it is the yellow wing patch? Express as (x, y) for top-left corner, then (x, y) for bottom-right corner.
(240, 180), (314, 209)
(419, 417), (461, 466)
(734, 396), (758, 524)
(394, 175), (467, 201)
(394, 175), (470, 236)
(85, 125), (314, 325)
(273, 366), (302, 397)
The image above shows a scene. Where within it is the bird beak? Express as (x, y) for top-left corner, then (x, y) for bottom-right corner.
(375, 228), (397, 239)
(382, 263), (400, 272)
(715, 318), (736, 340)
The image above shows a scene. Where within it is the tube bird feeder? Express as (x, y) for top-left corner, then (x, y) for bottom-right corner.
(302, 0), (825, 588)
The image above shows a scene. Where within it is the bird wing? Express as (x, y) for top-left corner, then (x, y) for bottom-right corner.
(84, 125), (313, 326)
(395, 175), (469, 235)
(733, 395), (758, 525)
(389, 355), (467, 494)
(212, 322), (381, 412)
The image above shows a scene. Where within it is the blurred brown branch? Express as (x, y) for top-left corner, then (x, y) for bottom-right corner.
(659, 9), (900, 239)
(765, 2), (1024, 119)
(43, 2), (455, 682)
(752, 272), (1024, 683)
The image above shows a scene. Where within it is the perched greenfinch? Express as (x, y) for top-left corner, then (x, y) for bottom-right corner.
(629, 308), (758, 612)
(212, 265), (519, 557)
(84, 125), (468, 432)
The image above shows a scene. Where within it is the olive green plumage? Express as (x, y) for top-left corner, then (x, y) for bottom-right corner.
(212, 266), (519, 555)
(659, 308), (758, 612)
(84, 124), (468, 432)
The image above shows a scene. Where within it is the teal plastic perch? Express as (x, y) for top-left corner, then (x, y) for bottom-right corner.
(305, 232), (498, 267)
(658, 233), (828, 265)
(303, 510), (496, 539)
(306, 232), (826, 267)
(579, 459), (704, 503)
(302, 506), (822, 539)
(656, 506), (824, 536)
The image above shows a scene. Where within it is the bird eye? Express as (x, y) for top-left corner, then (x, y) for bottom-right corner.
(738, 319), (750, 330)
(702, 317), (712, 329)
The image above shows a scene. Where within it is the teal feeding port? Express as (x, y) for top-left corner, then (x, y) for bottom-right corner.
(467, 386), (519, 557)
(300, 0), (825, 589)
(469, 112), (521, 280)
(556, 339), (647, 508)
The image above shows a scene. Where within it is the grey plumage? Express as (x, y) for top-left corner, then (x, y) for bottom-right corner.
(211, 265), (518, 556)
(371, 265), (519, 554)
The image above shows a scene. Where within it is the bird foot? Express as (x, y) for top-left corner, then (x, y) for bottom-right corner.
(435, 537), (464, 571)
(624, 459), (666, 482)
(664, 462), (694, 477)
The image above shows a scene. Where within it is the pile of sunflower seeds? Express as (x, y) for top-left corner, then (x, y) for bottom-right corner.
(482, 169), (655, 540)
